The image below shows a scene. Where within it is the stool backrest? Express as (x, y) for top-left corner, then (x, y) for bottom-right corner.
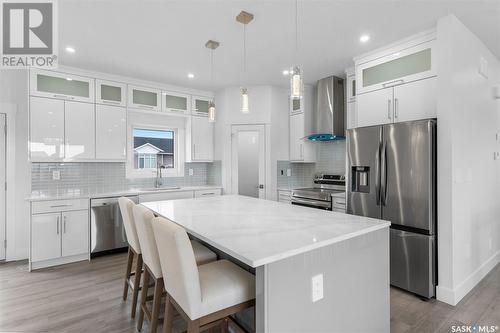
(118, 197), (141, 254)
(133, 205), (162, 278)
(152, 216), (201, 319)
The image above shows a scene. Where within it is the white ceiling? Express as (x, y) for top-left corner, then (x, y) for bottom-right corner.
(59, 0), (500, 91)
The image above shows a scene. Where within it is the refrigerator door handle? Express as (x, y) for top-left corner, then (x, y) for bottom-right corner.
(380, 141), (388, 205)
(375, 142), (381, 205)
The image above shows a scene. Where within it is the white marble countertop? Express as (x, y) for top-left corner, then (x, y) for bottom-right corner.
(26, 185), (223, 201)
(142, 195), (390, 268)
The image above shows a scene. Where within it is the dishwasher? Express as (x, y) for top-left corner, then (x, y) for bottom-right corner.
(90, 195), (139, 257)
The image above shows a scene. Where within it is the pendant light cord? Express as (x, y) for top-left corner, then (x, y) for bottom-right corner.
(295, 0), (298, 53)
(243, 24), (247, 74)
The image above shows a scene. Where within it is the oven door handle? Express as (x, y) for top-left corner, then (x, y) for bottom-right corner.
(291, 197), (331, 209)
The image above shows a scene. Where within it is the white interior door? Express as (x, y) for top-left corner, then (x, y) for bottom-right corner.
(0, 114), (5, 260)
(231, 125), (265, 199)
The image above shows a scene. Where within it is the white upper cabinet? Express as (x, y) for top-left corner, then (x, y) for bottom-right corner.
(356, 87), (394, 128)
(64, 101), (95, 160)
(128, 85), (161, 111)
(96, 79), (127, 107)
(95, 104), (127, 160)
(345, 67), (357, 129)
(30, 97), (65, 161)
(30, 69), (95, 103)
(356, 37), (436, 95)
(186, 115), (214, 162)
(162, 91), (190, 115)
(191, 96), (211, 116)
(393, 77), (437, 123)
(346, 73), (356, 102)
(289, 112), (316, 162)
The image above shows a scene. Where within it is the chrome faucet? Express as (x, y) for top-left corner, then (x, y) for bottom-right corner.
(155, 162), (166, 188)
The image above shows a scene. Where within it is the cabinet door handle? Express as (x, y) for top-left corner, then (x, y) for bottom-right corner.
(53, 94), (75, 100)
(102, 100), (121, 105)
(300, 144), (303, 159)
(382, 79), (404, 88)
(387, 99), (392, 120)
(63, 215), (67, 233)
(394, 98), (399, 119)
(193, 144), (196, 158)
(56, 216), (60, 234)
(201, 192), (214, 196)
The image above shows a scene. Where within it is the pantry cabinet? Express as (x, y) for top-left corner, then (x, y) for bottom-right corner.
(30, 199), (89, 270)
(95, 104), (127, 160)
(96, 79), (127, 107)
(186, 115), (214, 162)
(30, 69), (94, 103)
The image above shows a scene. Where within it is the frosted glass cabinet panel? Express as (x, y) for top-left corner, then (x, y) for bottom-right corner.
(128, 85), (161, 111)
(192, 96), (211, 116)
(356, 39), (436, 94)
(96, 79), (127, 107)
(162, 91), (190, 115)
(30, 97), (65, 161)
(290, 98), (302, 114)
(30, 69), (95, 103)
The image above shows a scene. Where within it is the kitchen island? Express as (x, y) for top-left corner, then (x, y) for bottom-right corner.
(142, 195), (391, 333)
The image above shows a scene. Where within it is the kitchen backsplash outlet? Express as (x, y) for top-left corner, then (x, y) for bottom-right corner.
(31, 161), (222, 197)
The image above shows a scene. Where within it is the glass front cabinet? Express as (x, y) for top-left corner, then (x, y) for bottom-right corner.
(356, 38), (436, 94)
(162, 91), (190, 115)
(96, 79), (127, 107)
(127, 85), (161, 111)
(30, 69), (95, 103)
(191, 96), (211, 116)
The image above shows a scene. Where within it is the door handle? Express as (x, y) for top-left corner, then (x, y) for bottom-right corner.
(387, 100), (392, 120)
(375, 142), (381, 206)
(56, 216), (60, 234)
(257, 184), (264, 189)
(300, 143), (303, 159)
(380, 141), (388, 206)
(63, 215), (67, 233)
(394, 98), (399, 119)
(382, 79), (404, 88)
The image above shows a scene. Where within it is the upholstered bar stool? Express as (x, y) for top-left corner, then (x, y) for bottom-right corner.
(152, 217), (255, 333)
(118, 197), (143, 318)
(133, 205), (218, 333)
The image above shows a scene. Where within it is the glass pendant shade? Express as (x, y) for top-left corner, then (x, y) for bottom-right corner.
(208, 101), (216, 122)
(241, 88), (249, 113)
(290, 65), (303, 100)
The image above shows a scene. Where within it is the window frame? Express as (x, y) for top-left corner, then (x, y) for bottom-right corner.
(126, 124), (184, 178)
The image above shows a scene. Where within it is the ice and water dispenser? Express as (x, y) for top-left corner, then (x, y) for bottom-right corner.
(351, 166), (370, 193)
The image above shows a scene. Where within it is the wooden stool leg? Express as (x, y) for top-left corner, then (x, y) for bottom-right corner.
(150, 278), (164, 333)
(163, 294), (175, 333)
(187, 319), (200, 333)
(122, 247), (134, 301)
(137, 268), (150, 331)
(131, 254), (143, 318)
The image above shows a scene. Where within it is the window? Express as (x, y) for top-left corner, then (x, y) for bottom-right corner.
(133, 128), (174, 170)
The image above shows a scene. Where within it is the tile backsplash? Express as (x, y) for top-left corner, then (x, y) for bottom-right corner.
(31, 161), (221, 197)
(277, 141), (346, 190)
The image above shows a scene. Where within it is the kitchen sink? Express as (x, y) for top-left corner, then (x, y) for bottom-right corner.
(137, 187), (181, 192)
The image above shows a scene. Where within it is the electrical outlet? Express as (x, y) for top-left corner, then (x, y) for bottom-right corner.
(189, 168), (194, 176)
(287, 168), (292, 177)
(311, 274), (324, 303)
(52, 170), (60, 180)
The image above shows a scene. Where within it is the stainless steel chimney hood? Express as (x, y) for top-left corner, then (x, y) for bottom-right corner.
(307, 76), (345, 141)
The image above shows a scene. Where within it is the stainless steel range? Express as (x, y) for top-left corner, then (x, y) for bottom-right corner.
(291, 174), (346, 210)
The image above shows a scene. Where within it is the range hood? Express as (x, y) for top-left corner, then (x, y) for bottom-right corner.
(307, 75), (345, 141)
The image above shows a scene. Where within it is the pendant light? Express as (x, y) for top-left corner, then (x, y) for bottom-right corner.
(236, 10), (254, 113)
(290, 0), (303, 100)
(205, 40), (220, 123)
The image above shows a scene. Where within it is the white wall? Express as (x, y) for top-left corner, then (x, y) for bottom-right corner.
(214, 85), (291, 200)
(436, 15), (500, 305)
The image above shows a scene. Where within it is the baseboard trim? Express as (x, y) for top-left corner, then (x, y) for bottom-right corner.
(437, 249), (500, 306)
(30, 253), (89, 271)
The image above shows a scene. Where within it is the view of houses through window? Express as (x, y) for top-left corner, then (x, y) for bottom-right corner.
(133, 128), (174, 170)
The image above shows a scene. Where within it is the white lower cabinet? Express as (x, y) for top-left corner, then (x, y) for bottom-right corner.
(30, 199), (89, 270)
(95, 104), (127, 160)
(277, 190), (292, 204)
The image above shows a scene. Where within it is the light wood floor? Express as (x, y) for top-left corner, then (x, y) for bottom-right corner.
(0, 253), (499, 333)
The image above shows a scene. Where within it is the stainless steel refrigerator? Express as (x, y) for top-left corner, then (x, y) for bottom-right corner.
(347, 119), (436, 298)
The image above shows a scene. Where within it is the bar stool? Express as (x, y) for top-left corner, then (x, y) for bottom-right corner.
(152, 216), (255, 333)
(133, 205), (218, 333)
(118, 197), (143, 319)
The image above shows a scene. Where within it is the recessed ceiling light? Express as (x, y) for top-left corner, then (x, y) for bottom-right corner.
(282, 70), (289, 76)
(359, 34), (370, 43)
(65, 46), (75, 53)
(187, 73), (195, 79)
